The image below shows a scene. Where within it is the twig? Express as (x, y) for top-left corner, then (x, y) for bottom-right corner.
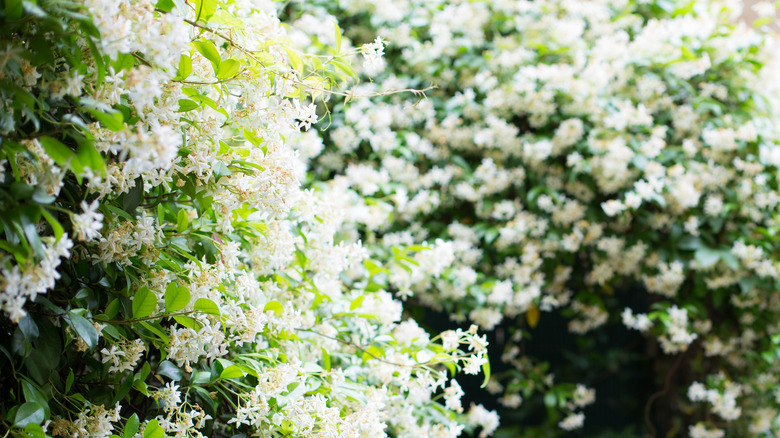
(179, 17), (435, 100)
(296, 327), (458, 369)
(93, 310), (196, 325)
(644, 349), (687, 437)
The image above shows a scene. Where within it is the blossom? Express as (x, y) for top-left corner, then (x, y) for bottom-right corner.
(72, 200), (104, 242)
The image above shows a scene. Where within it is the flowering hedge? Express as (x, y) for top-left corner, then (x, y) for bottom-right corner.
(299, 0), (780, 435)
(0, 1), (493, 437)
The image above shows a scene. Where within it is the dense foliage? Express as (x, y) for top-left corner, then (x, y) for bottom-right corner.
(298, 0), (780, 435)
(0, 1), (493, 437)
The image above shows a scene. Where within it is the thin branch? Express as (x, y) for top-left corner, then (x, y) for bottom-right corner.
(179, 17), (436, 100)
(644, 349), (687, 437)
(296, 327), (459, 370)
(93, 310), (196, 325)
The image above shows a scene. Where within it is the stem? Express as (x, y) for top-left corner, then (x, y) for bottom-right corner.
(179, 17), (435, 100)
(644, 348), (688, 436)
(93, 310), (196, 325)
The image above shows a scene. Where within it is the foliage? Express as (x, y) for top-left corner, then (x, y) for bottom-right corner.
(299, 0), (780, 435)
(0, 1), (491, 437)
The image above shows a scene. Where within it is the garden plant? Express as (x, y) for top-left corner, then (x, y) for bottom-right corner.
(298, 0), (780, 435)
(0, 1), (493, 438)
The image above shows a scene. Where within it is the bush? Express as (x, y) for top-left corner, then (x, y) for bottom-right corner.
(0, 1), (490, 437)
(299, 0), (780, 435)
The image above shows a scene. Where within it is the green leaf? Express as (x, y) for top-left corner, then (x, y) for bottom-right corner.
(24, 423), (46, 438)
(321, 347), (331, 371)
(177, 55), (192, 80)
(18, 316), (38, 341)
(21, 2), (46, 18)
(66, 311), (99, 349)
(176, 209), (189, 233)
(349, 295), (364, 311)
(217, 58), (240, 79)
(362, 345), (385, 362)
(132, 287), (157, 319)
(124, 414), (139, 438)
(21, 380), (48, 417)
(65, 370), (74, 393)
(156, 360), (183, 381)
(14, 402), (44, 428)
(38, 137), (75, 169)
(219, 365), (244, 380)
(264, 300), (283, 315)
(480, 357), (491, 388)
(172, 315), (201, 330)
(122, 176), (144, 213)
(192, 0), (217, 23)
(5, 0), (23, 20)
(334, 22), (342, 54)
(721, 251), (739, 270)
(194, 298), (220, 316)
(164, 282), (190, 313)
(40, 209), (64, 240)
(285, 48), (303, 72)
(132, 379), (148, 396)
(193, 40), (220, 72)
(156, 0), (176, 12)
(85, 108), (124, 131)
(329, 57), (358, 82)
(212, 161), (232, 181)
(694, 247), (720, 268)
(177, 99), (199, 112)
(143, 419), (164, 438)
(191, 371), (211, 384)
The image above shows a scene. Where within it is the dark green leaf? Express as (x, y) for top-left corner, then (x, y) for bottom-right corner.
(5, 0), (23, 20)
(65, 369), (74, 393)
(124, 177), (145, 213)
(66, 311), (99, 349)
(18, 316), (38, 341)
(156, 360), (183, 381)
(21, 380), (49, 418)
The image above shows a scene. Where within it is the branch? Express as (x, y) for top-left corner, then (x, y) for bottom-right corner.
(179, 17), (436, 100)
(644, 348), (688, 436)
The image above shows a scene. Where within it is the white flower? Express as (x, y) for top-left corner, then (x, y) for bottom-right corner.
(72, 200), (104, 242)
(558, 412), (584, 430)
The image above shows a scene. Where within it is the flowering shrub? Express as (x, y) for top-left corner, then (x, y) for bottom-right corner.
(0, 1), (492, 437)
(300, 0), (780, 435)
